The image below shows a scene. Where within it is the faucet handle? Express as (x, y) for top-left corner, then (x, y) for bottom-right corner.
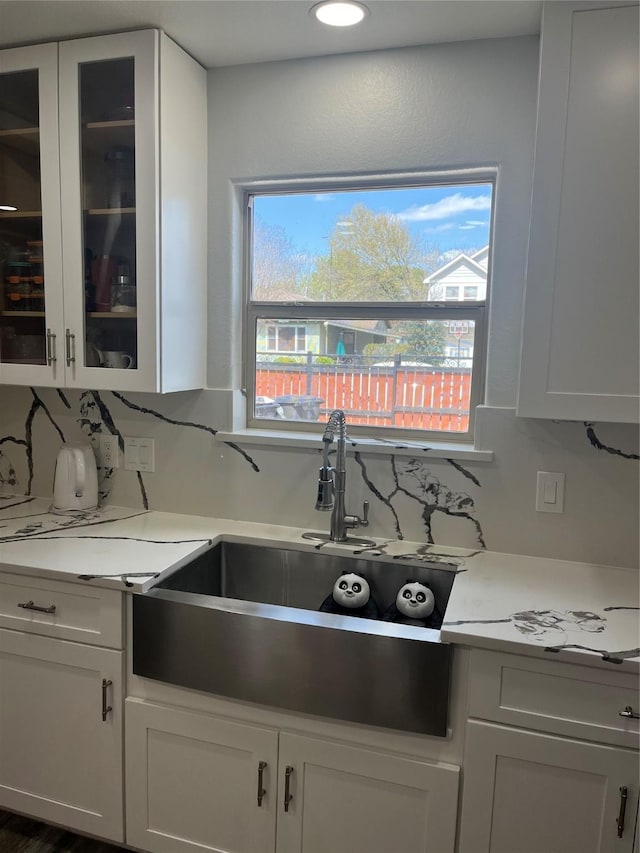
(361, 500), (369, 527)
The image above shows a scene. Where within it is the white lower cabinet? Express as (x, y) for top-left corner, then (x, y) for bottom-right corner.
(459, 650), (640, 853)
(459, 720), (638, 853)
(125, 698), (460, 853)
(126, 699), (279, 853)
(275, 731), (459, 853)
(0, 628), (124, 842)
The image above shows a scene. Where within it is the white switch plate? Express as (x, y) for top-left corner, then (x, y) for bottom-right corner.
(536, 471), (565, 513)
(124, 437), (155, 472)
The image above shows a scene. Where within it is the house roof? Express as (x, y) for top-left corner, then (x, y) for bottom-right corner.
(328, 319), (393, 335)
(471, 246), (489, 265)
(423, 248), (489, 284)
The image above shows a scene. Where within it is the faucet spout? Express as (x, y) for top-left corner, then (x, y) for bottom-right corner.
(303, 410), (375, 547)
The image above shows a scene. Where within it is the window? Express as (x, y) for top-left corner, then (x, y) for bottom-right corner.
(262, 323), (306, 353)
(245, 175), (493, 440)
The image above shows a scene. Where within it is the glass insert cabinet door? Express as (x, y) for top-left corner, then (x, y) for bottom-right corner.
(1, 31), (203, 392)
(0, 44), (63, 385)
(78, 58), (138, 370)
(59, 31), (157, 391)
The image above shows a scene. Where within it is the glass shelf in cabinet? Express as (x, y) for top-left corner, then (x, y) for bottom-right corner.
(0, 126), (40, 156)
(82, 120), (134, 155)
(84, 208), (136, 216)
(87, 311), (137, 319)
(0, 211), (42, 219)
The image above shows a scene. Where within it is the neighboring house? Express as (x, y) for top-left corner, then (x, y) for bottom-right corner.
(256, 318), (391, 358)
(424, 246), (488, 302)
(256, 247), (489, 364)
(423, 247), (489, 366)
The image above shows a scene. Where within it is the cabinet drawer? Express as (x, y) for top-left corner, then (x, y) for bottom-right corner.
(0, 572), (123, 649)
(468, 650), (639, 749)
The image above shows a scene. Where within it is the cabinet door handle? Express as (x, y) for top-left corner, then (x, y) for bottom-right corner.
(65, 329), (76, 366)
(619, 706), (640, 719)
(257, 760), (267, 807)
(284, 765), (294, 813)
(616, 786), (628, 837)
(101, 678), (113, 722)
(17, 600), (56, 614)
(46, 329), (57, 365)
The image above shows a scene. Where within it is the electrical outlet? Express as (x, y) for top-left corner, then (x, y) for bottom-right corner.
(99, 434), (120, 469)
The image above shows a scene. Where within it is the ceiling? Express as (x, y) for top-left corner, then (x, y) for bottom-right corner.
(0, 0), (542, 68)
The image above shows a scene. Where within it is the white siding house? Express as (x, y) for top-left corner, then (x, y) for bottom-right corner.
(423, 247), (489, 365)
(424, 247), (488, 301)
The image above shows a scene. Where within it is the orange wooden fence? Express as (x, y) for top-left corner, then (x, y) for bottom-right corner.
(256, 362), (471, 431)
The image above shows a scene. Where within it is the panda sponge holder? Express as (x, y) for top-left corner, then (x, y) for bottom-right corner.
(319, 571), (443, 629)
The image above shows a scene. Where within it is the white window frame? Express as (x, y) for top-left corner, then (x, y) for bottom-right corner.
(261, 323), (306, 353)
(242, 170), (495, 443)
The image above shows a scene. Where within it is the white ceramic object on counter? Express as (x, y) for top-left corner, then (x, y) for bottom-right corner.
(51, 443), (99, 513)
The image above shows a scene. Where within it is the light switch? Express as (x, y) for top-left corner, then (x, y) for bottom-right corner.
(124, 437), (155, 472)
(536, 472), (565, 513)
(543, 478), (557, 504)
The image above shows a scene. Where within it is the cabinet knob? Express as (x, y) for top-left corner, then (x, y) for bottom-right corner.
(257, 760), (267, 807)
(284, 765), (294, 813)
(101, 678), (112, 722)
(617, 786), (628, 838)
(46, 329), (57, 365)
(65, 329), (76, 366)
(618, 706), (640, 720)
(17, 600), (56, 614)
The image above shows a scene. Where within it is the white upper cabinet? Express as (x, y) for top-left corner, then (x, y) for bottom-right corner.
(0, 43), (64, 388)
(517, 2), (639, 423)
(0, 30), (206, 392)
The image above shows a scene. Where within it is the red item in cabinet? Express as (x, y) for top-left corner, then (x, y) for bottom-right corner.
(91, 255), (117, 311)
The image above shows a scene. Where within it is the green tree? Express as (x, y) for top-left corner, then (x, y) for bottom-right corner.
(306, 205), (446, 358)
(306, 204), (437, 302)
(252, 220), (311, 300)
(363, 321), (446, 362)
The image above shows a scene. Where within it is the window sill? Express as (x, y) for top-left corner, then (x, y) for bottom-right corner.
(215, 428), (494, 462)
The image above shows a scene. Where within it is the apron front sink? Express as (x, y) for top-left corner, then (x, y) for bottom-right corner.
(133, 539), (456, 735)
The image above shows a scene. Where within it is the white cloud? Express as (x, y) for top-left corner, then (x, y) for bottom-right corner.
(314, 193), (335, 203)
(398, 193), (491, 222)
(423, 223), (455, 233)
(465, 220), (487, 226)
(460, 225), (476, 230)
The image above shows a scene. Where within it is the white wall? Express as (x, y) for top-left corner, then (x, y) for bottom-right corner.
(206, 37), (538, 407)
(1, 36), (638, 568)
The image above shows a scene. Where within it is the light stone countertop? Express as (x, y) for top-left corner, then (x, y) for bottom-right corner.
(1, 495), (638, 672)
(440, 550), (639, 672)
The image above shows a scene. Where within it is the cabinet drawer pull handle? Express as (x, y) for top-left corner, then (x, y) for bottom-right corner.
(65, 329), (76, 366)
(257, 760), (267, 807)
(284, 765), (294, 813)
(619, 706), (640, 719)
(17, 600), (56, 614)
(101, 679), (113, 722)
(616, 786), (628, 837)
(46, 329), (57, 365)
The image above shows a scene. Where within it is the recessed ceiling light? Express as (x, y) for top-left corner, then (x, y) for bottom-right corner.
(0, 204), (17, 211)
(312, 1), (369, 27)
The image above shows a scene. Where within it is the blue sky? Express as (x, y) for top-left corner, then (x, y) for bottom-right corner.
(254, 182), (493, 258)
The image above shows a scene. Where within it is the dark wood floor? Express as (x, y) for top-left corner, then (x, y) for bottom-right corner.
(0, 811), (127, 853)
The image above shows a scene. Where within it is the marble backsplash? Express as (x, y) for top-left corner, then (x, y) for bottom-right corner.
(0, 385), (638, 569)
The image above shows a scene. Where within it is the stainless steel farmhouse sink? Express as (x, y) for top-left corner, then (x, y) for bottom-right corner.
(133, 540), (456, 735)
